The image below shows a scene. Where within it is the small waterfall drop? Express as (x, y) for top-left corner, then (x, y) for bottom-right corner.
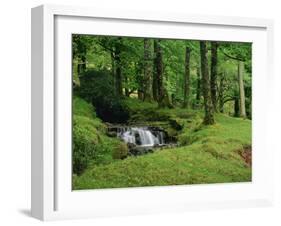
(117, 127), (166, 147)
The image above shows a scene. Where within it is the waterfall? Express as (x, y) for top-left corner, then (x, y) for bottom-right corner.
(117, 127), (165, 147)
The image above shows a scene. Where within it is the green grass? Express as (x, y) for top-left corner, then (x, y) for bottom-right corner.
(73, 140), (251, 189)
(73, 98), (252, 189)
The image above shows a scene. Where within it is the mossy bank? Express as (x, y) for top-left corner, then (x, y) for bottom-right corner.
(72, 96), (251, 189)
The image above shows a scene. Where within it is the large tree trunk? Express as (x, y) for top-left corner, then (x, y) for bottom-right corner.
(143, 38), (153, 101)
(210, 42), (218, 112)
(154, 39), (165, 107)
(183, 47), (191, 108)
(200, 41), (215, 125)
(115, 39), (122, 96)
(238, 61), (246, 118)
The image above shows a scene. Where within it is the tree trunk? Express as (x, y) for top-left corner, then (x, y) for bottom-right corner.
(135, 61), (144, 100)
(115, 39), (122, 96)
(200, 41), (215, 125)
(195, 65), (201, 107)
(210, 42), (218, 112)
(218, 72), (225, 113)
(154, 39), (165, 107)
(143, 38), (153, 101)
(152, 40), (159, 101)
(111, 52), (116, 89)
(77, 55), (86, 74)
(124, 76), (130, 97)
(183, 47), (191, 108)
(238, 61), (246, 118)
(234, 96), (240, 117)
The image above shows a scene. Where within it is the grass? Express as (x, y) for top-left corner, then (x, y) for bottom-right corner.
(73, 97), (252, 189)
(73, 143), (251, 189)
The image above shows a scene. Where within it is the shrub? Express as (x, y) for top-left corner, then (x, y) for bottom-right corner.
(73, 115), (100, 175)
(73, 96), (96, 119)
(78, 70), (129, 123)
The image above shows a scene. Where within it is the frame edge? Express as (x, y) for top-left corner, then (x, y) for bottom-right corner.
(31, 5), (44, 220)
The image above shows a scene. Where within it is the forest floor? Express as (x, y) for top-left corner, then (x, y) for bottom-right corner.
(72, 97), (252, 189)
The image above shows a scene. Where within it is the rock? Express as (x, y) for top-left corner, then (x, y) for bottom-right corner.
(112, 143), (129, 159)
(169, 118), (183, 130)
(129, 146), (152, 156)
(135, 132), (142, 145)
(106, 131), (117, 137)
(127, 142), (136, 150)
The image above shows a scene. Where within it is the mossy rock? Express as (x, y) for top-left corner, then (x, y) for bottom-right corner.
(169, 118), (184, 130)
(106, 131), (117, 137)
(113, 143), (129, 159)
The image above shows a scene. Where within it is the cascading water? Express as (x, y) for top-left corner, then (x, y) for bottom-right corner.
(117, 127), (166, 147)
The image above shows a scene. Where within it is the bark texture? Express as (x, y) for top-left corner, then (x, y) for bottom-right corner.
(238, 61), (246, 118)
(200, 41), (215, 125)
(143, 38), (153, 101)
(183, 47), (191, 108)
(210, 42), (218, 112)
(195, 66), (201, 107)
(154, 39), (165, 107)
(115, 38), (122, 96)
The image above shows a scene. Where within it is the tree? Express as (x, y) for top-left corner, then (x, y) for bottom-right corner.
(135, 60), (144, 100)
(72, 35), (91, 74)
(183, 47), (191, 108)
(238, 61), (246, 118)
(210, 42), (218, 112)
(200, 41), (215, 125)
(152, 40), (159, 101)
(218, 71), (225, 113)
(220, 43), (250, 118)
(115, 38), (123, 96)
(143, 38), (153, 101)
(154, 39), (164, 107)
(195, 66), (201, 108)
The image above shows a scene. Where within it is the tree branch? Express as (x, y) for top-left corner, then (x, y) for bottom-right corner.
(220, 49), (245, 62)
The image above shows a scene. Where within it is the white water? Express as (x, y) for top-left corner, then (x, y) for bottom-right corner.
(117, 127), (165, 147)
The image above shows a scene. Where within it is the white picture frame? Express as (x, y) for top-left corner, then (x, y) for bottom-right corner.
(31, 4), (274, 221)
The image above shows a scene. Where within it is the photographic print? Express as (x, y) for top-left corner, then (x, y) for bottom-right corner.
(72, 35), (252, 190)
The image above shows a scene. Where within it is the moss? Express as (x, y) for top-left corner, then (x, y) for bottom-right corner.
(72, 96), (127, 175)
(73, 96), (96, 119)
(112, 143), (129, 160)
(169, 118), (184, 130)
(73, 111), (252, 189)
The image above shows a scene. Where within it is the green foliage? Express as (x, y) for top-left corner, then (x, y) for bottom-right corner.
(73, 96), (96, 119)
(73, 107), (251, 189)
(73, 34), (252, 118)
(72, 96), (126, 175)
(73, 115), (101, 175)
(72, 34), (252, 189)
(78, 70), (130, 123)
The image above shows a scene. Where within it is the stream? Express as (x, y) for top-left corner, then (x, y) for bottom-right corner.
(107, 125), (177, 156)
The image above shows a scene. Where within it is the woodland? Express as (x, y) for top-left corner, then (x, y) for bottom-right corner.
(72, 35), (252, 189)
